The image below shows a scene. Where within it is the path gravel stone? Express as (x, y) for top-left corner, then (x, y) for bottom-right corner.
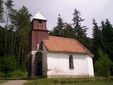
(0, 80), (27, 85)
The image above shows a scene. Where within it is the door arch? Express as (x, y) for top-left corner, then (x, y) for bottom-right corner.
(35, 52), (43, 76)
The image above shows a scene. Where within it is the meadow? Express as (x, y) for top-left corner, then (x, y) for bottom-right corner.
(24, 77), (113, 85)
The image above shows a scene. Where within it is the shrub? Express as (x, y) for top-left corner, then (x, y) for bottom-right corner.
(0, 55), (28, 79)
(0, 72), (4, 78)
(0, 70), (27, 79)
(0, 55), (17, 74)
(9, 70), (27, 78)
(95, 49), (111, 78)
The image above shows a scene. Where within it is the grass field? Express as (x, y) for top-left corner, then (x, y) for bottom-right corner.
(24, 78), (113, 85)
(0, 80), (7, 84)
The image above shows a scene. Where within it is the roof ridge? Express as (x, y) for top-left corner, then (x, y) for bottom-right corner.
(49, 36), (75, 40)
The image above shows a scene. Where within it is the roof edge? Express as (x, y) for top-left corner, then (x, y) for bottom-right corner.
(43, 36), (94, 57)
(75, 40), (94, 57)
(33, 11), (47, 20)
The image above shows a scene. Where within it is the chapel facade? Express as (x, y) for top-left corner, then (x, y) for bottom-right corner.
(28, 11), (94, 78)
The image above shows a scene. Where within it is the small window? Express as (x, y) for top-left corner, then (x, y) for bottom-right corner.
(69, 55), (74, 69)
(39, 20), (42, 23)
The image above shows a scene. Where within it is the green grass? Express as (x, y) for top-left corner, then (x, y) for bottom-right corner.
(24, 78), (113, 85)
(0, 70), (27, 79)
(0, 80), (7, 84)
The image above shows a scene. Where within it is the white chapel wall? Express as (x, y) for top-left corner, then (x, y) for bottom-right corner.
(42, 44), (48, 76)
(47, 52), (94, 77)
(87, 56), (94, 76)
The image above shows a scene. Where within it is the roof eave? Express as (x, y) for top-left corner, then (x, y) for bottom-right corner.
(46, 50), (94, 57)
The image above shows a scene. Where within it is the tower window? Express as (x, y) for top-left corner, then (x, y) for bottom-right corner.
(69, 55), (74, 69)
(39, 20), (42, 23)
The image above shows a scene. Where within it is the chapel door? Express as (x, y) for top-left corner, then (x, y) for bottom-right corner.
(35, 52), (43, 76)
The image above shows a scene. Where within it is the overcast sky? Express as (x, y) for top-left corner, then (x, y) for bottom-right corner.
(9, 0), (113, 37)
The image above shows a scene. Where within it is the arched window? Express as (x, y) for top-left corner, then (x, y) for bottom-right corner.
(69, 55), (74, 69)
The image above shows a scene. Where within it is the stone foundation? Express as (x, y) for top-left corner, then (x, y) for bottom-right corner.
(47, 75), (94, 78)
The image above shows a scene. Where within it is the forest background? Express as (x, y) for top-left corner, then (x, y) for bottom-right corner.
(0, 0), (113, 78)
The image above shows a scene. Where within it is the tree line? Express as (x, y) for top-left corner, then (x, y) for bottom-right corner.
(50, 9), (113, 77)
(0, 0), (113, 78)
(0, 0), (31, 78)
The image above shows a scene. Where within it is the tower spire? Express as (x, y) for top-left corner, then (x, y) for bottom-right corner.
(33, 10), (46, 20)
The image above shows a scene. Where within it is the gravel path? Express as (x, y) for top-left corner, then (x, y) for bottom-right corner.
(0, 80), (27, 85)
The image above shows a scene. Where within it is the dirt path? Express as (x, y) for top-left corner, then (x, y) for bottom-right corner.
(0, 80), (27, 85)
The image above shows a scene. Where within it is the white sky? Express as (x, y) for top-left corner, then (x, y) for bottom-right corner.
(4, 0), (113, 37)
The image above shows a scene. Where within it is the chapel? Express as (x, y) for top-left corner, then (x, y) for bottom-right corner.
(28, 11), (94, 78)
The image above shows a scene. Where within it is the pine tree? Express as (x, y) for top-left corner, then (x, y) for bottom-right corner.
(92, 19), (102, 61)
(72, 8), (87, 41)
(0, 26), (5, 57)
(101, 19), (113, 61)
(72, 8), (90, 50)
(50, 14), (64, 37)
(95, 49), (111, 77)
(93, 19), (113, 75)
(63, 23), (75, 38)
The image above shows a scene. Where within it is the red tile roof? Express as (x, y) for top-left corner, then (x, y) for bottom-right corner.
(43, 36), (93, 57)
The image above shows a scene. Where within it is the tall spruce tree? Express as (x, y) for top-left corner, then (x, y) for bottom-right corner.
(93, 19), (113, 75)
(72, 8), (87, 41)
(72, 8), (90, 50)
(102, 19), (113, 75)
(50, 16), (75, 38)
(50, 14), (64, 37)
(101, 19), (113, 61)
(92, 19), (102, 61)
(63, 23), (75, 38)
(0, 26), (5, 57)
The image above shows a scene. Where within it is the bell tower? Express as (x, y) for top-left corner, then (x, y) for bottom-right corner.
(29, 11), (48, 51)
(32, 11), (47, 30)
(28, 11), (48, 78)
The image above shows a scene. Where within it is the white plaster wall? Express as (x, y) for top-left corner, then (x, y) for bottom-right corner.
(87, 57), (94, 76)
(47, 52), (94, 77)
(42, 44), (48, 76)
(28, 51), (37, 77)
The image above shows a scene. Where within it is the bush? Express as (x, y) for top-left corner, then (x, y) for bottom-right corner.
(9, 70), (27, 78)
(95, 49), (111, 78)
(0, 72), (4, 78)
(0, 55), (27, 79)
(0, 70), (27, 79)
(0, 55), (17, 74)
